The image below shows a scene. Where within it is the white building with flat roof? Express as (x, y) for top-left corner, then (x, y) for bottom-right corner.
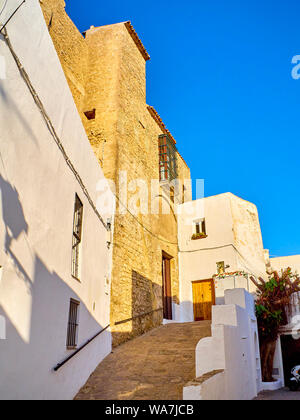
(176, 193), (267, 323)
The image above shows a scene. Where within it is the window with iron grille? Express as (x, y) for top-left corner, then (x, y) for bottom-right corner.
(66, 299), (80, 349)
(72, 194), (83, 280)
(159, 134), (178, 182)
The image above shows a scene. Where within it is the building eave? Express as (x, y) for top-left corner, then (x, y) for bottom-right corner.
(147, 106), (176, 144)
(147, 106), (189, 169)
(124, 21), (150, 62)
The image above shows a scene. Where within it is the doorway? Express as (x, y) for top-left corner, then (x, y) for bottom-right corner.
(162, 252), (173, 320)
(280, 334), (300, 384)
(192, 279), (215, 321)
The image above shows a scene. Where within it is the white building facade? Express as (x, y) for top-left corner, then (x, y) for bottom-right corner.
(176, 193), (267, 323)
(0, 0), (115, 400)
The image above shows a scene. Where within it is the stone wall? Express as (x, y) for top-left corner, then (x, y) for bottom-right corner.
(40, 0), (88, 118)
(39, 1), (192, 346)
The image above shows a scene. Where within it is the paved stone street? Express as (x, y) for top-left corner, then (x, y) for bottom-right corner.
(254, 388), (300, 400)
(75, 321), (211, 400)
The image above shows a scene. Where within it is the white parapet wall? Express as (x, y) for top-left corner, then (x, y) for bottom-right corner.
(183, 289), (262, 400)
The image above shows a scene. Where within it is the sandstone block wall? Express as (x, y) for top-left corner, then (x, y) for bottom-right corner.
(40, 0), (192, 346)
(40, 0), (88, 118)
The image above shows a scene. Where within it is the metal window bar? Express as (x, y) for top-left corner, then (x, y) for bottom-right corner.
(54, 308), (164, 372)
(159, 134), (178, 182)
(72, 195), (83, 279)
(67, 299), (80, 349)
(202, 219), (206, 235)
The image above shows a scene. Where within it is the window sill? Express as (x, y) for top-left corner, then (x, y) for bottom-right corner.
(72, 275), (81, 283)
(191, 235), (208, 241)
(67, 346), (77, 351)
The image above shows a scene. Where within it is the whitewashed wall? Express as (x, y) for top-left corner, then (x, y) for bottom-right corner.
(177, 194), (266, 322)
(183, 289), (262, 400)
(271, 255), (300, 276)
(0, 0), (115, 400)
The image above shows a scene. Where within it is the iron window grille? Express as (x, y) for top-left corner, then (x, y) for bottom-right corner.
(159, 134), (178, 182)
(72, 194), (83, 280)
(66, 299), (80, 349)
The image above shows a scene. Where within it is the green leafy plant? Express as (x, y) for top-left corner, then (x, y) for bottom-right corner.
(251, 268), (300, 382)
(191, 233), (207, 240)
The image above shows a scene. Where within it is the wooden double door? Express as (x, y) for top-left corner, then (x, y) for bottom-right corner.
(192, 279), (215, 321)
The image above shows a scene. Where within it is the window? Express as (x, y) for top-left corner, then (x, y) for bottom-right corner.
(66, 299), (80, 349)
(159, 134), (178, 182)
(84, 109), (96, 120)
(170, 186), (175, 203)
(195, 218), (206, 235)
(72, 194), (83, 280)
(217, 261), (225, 275)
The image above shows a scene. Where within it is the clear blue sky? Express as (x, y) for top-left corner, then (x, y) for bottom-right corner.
(66, 0), (300, 258)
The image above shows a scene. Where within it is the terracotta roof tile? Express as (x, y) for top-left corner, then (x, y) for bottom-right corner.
(147, 106), (189, 168)
(147, 106), (176, 144)
(124, 21), (150, 61)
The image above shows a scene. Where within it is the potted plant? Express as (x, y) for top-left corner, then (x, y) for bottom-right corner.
(250, 268), (300, 383)
(191, 232), (207, 240)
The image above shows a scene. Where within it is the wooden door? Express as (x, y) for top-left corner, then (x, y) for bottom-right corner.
(192, 280), (215, 321)
(162, 254), (173, 320)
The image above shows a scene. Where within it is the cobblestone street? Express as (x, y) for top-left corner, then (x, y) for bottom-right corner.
(254, 388), (300, 400)
(75, 322), (211, 400)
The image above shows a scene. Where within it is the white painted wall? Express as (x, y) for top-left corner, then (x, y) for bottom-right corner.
(272, 337), (285, 386)
(0, 0), (115, 400)
(183, 289), (262, 400)
(177, 193), (266, 322)
(271, 255), (300, 275)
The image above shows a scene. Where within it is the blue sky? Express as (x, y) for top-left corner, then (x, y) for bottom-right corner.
(66, 0), (300, 258)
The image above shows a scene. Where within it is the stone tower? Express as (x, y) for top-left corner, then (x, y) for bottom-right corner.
(40, 0), (191, 345)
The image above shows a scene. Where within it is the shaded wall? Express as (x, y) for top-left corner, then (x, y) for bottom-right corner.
(0, 0), (113, 399)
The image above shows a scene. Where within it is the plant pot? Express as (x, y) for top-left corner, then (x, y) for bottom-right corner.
(191, 235), (208, 241)
(261, 379), (283, 391)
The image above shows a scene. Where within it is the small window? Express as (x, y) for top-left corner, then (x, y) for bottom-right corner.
(66, 299), (80, 349)
(182, 185), (186, 204)
(84, 109), (96, 120)
(170, 186), (175, 203)
(72, 194), (83, 280)
(195, 218), (206, 235)
(217, 262), (225, 275)
(159, 134), (178, 182)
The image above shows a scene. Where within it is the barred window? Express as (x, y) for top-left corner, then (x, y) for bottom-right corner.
(66, 299), (80, 349)
(159, 134), (178, 182)
(72, 194), (83, 280)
